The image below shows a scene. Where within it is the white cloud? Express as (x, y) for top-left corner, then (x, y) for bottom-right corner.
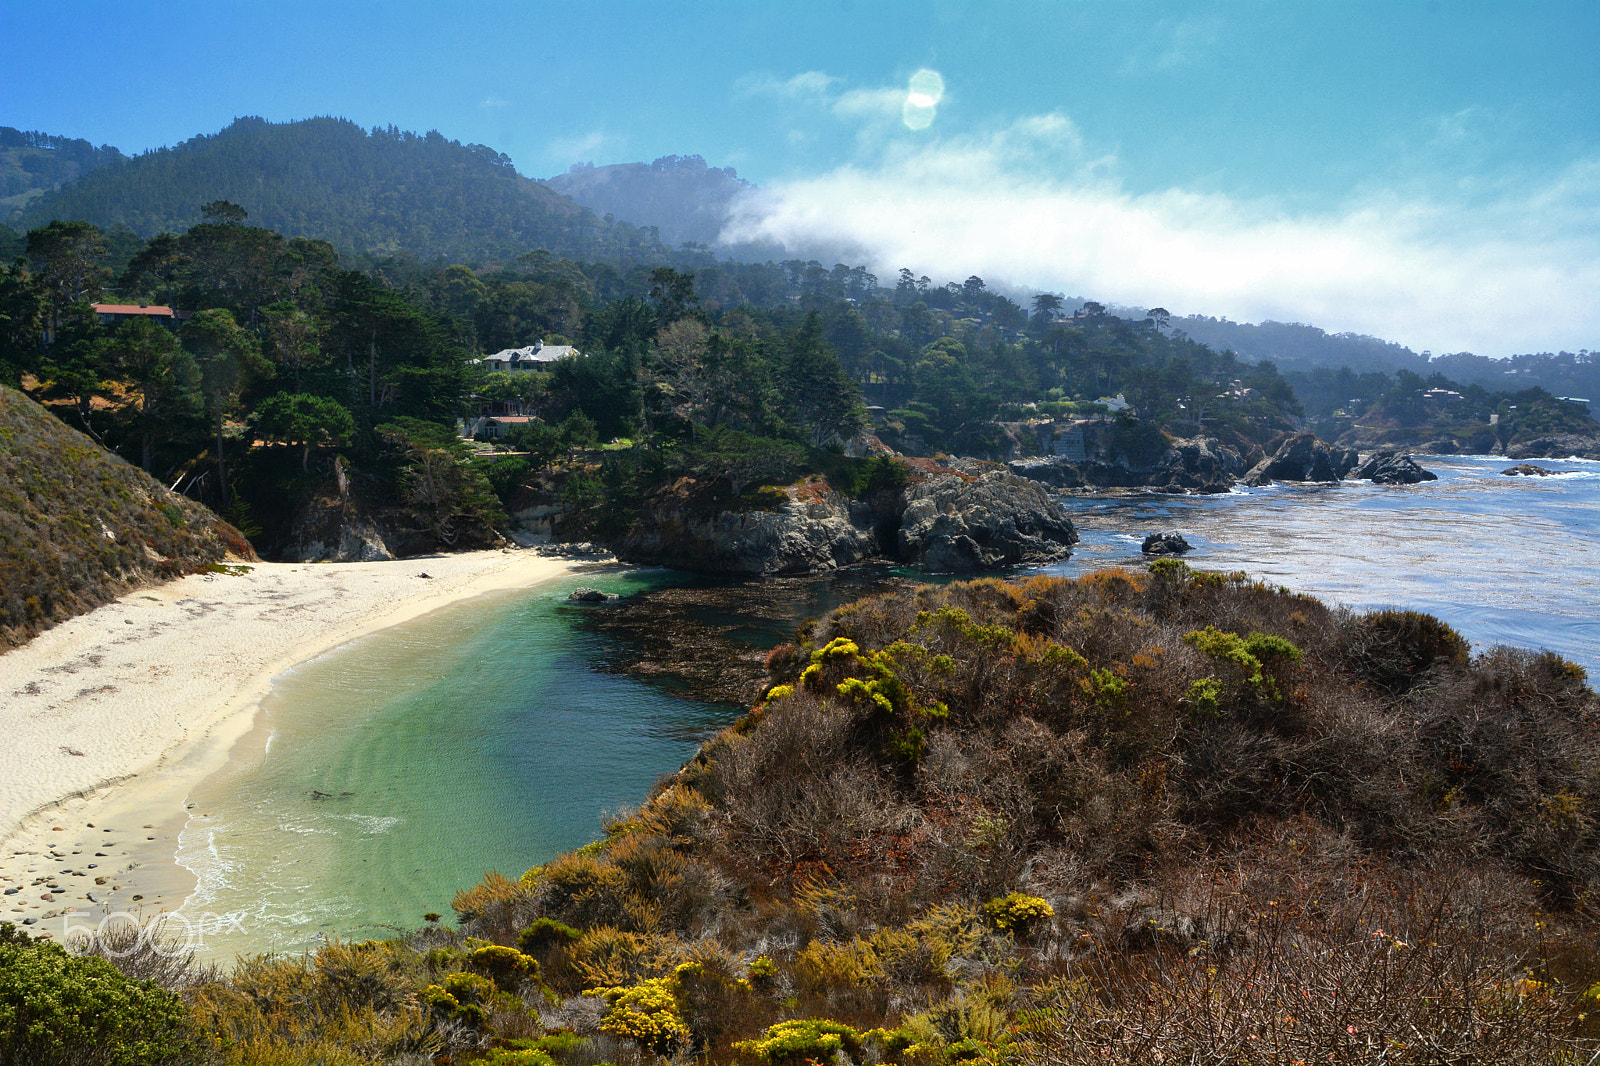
(735, 70), (841, 99)
(1121, 17), (1223, 74)
(480, 95), (510, 109)
(545, 130), (621, 164)
(720, 117), (1600, 355)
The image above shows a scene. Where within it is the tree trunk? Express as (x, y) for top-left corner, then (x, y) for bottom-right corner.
(216, 410), (229, 507)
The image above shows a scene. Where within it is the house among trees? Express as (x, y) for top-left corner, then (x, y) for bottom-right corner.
(476, 339), (579, 372)
(91, 303), (184, 327)
(464, 413), (543, 439)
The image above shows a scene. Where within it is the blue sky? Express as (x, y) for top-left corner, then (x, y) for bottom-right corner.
(5, 1), (1599, 355)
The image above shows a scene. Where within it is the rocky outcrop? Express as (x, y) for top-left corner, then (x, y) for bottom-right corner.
(1148, 437), (1253, 493)
(1350, 451), (1437, 485)
(616, 484), (876, 576)
(1243, 434), (1360, 486)
(568, 587), (623, 603)
(1503, 463), (1554, 476)
(1008, 436), (1252, 495)
(1141, 531), (1192, 555)
(280, 499), (394, 563)
(896, 472), (1077, 571)
(1503, 434), (1600, 461)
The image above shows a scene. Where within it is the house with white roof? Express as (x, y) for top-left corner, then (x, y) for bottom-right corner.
(476, 339), (581, 372)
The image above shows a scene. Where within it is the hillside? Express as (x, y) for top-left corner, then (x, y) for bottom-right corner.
(13, 116), (672, 264)
(30, 564), (1599, 1063)
(0, 385), (254, 650)
(0, 126), (127, 218)
(545, 155), (752, 248)
(1175, 315), (1431, 375)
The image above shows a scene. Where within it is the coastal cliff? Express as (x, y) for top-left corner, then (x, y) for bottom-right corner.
(1010, 433), (1254, 494)
(612, 462), (1078, 575)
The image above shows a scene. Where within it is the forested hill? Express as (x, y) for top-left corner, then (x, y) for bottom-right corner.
(0, 127), (128, 219)
(544, 155), (752, 248)
(1174, 315), (1431, 375)
(13, 116), (672, 264)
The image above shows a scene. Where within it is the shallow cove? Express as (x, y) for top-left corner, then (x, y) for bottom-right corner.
(173, 568), (734, 959)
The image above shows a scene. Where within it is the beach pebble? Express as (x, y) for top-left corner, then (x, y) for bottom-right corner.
(131, 894), (143, 901)
(40, 894), (53, 902)
(21, 918), (34, 925)
(95, 878), (106, 885)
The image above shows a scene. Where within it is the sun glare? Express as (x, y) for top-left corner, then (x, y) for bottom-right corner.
(903, 68), (944, 130)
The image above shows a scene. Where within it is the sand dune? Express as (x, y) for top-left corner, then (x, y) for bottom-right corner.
(0, 548), (595, 932)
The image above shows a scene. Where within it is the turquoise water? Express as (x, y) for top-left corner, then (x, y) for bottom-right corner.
(174, 454), (1600, 957)
(175, 569), (733, 958)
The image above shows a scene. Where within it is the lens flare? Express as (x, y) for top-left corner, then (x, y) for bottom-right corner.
(903, 68), (944, 130)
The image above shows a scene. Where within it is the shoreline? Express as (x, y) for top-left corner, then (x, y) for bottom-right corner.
(0, 548), (604, 936)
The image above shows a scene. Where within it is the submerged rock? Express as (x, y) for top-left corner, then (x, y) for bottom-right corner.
(1243, 434), (1359, 486)
(1503, 463), (1555, 476)
(897, 471), (1077, 571)
(1351, 451), (1438, 485)
(1141, 531), (1192, 555)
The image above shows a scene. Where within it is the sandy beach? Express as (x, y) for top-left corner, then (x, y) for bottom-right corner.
(0, 548), (599, 935)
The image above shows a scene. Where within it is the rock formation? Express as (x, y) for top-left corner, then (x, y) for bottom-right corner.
(1502, 463), (1554, 476)
(616, 482), (876, 576)
(613, 466), (1078, 576)
(1243, 434), (1360, 486)
(1350, 451), (1438, 485)
(1008, 435), (1253, 495)
(1141, 531), (1192, 555)
(896, 471), (1078, 571)
(1503, 434), (1600, 461)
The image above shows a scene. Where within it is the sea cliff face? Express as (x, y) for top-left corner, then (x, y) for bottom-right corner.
(612, 464), (1078, 576)
(1010, 434), (1254, 494)
(616, 481), (876, 575)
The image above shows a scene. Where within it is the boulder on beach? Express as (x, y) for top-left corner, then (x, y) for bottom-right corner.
(1141, 531), (1192, 555)
(1502, 463), (1554, 477)
(1351, 451), (1438, 485)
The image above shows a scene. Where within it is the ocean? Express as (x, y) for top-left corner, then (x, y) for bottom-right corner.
(172, 453), (1600, 959)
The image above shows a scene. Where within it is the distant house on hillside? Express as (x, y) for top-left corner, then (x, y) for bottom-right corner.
(476, 339), (580, 372)
(92, 303), (185, 327)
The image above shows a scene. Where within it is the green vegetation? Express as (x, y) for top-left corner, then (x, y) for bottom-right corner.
(0, 926), (194, 1066)
(47, 566), (1595, 1063)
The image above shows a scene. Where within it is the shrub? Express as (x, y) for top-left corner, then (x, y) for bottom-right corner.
(983, 893), (1055, 936)
(0, 927), (195, 1066)
(1339, 608), (1470, 695)
(586, 977), (689, 1056)
(735, 1018), (867, 1064)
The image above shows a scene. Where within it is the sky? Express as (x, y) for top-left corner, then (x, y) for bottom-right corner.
(5, 1), (1599, 357)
